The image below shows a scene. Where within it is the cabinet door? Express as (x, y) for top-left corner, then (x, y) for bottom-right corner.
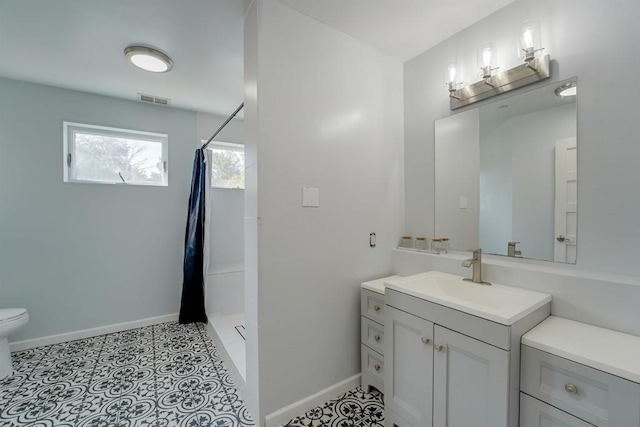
(432, 325), (509, 427)
(385, 306), (434, 427)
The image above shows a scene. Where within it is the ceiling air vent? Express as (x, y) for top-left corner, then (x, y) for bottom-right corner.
(138, 93), (170, 106)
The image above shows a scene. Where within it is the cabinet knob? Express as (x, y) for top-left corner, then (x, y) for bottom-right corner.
(374, 335), (381, 342)
(374, 305), (381, 312)
(421, 337), (431, 345)
(564, 383), (578, 395)
(374, 364), (381, 371)
(435, 344), (445, 352)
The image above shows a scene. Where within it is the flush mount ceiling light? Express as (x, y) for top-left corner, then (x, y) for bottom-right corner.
(555, 81), (577, 97)
(124, 45), (173, 73)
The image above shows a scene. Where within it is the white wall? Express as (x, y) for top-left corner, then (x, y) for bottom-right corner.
(405, 0), (640, 277)
(0, 77), (195, 341)
(244, 0), (404, 423)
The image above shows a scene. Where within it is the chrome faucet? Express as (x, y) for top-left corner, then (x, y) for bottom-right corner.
(462, 249), (491, 285)
(507, 241), (522, 257)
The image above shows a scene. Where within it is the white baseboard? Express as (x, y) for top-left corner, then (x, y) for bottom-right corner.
(9, 313), (179, 352)
(265, 374), (361, 427)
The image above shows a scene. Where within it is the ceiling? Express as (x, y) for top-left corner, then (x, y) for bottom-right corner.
(0, 0), (248, 117)
(0, 0), (514, 116)
(278, 0), (515, 62)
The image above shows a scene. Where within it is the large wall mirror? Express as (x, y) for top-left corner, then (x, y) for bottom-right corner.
(435, 77), (577, 263)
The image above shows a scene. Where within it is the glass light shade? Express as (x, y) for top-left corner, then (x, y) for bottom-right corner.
(130, 54), (169, 72)
(477, 42), (497, 69)
(124, 45), (173, 73)
(444, 61), (458, 84)
(518, 20), (542, 60)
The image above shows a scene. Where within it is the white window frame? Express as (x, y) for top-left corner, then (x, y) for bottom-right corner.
(205, 141), (245, 190)
(63, 121), (169, 186)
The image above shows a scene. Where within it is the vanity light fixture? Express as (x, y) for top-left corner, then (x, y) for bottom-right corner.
(448, 26), (550, 110)
(124, 45), (174, 73)
(555, 81), (577, 97)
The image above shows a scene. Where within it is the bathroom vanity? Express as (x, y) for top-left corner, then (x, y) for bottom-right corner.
(520, 316), (640, 426)
(383, 271), (551, 427)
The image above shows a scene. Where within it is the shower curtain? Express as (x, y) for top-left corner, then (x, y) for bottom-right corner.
(179, 148), (210, 324)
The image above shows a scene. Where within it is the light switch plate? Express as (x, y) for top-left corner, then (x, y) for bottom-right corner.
(302, 187), (320, 207)
(459, 196), (468, 209)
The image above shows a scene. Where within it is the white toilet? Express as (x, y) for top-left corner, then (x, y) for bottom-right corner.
(0, 308), (29, 379)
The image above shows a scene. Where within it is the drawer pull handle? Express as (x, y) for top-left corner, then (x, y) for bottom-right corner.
(421, 337), (431, 345)
(564, 384), (578, 395)
(374, 305), (381, 312)
(374, 335), (381, 342)
(374, 364), (381, 371)
(435, 344), (445, 352)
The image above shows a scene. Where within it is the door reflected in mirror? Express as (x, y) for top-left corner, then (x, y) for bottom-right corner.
(434, 77), (577, 263)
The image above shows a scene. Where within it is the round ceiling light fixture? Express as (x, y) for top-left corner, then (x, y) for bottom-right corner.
(555, 81), (577, 98)
(124, 45), (173, 73)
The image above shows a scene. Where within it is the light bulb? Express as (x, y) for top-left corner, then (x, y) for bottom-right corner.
(482, 48), (493, 68)
(448, 64), (456, 82)
(522, 28), (534, 49)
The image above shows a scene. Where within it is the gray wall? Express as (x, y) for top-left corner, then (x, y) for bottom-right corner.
(0, 77), (227, 342)
(404, 0), (640, 277)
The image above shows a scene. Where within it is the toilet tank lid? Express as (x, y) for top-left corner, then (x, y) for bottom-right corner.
(0, 308), (27, 323)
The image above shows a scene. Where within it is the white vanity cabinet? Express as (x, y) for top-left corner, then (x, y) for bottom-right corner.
(384, 285), (550, 427)
(520, 316), (640, 427)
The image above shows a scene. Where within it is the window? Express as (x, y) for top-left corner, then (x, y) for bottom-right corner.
(63, 122), (168, 186)
(207, 141), (244, 189)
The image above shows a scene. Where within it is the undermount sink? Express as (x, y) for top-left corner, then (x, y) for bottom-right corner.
(384, 271), (551, 325)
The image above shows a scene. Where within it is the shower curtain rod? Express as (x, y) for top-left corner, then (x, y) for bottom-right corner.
(201, 102), (244, 150)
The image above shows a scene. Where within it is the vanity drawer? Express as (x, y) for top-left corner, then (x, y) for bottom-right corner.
(521, 345), (640, 426)
(361, 344), (384, 385)
(361, 316), (385, 355)
(520, 393), (593, 427)
(361, 289), (385, 325)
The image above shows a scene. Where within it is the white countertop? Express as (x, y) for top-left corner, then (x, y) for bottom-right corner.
(385, 271), (551, 326)
(522, 316), (640, 383)
(361, 275), (402, 295)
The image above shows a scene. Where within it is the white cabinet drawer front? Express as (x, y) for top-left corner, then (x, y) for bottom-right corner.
(521, 345), (640, 426)
(361, 290), (385, 324)
(361, 344), (384, 384)
(361, 317), (385, 355)
(520, 393), (593, 427)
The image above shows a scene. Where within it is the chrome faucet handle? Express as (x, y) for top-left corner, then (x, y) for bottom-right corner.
(508, 241), (520, 246)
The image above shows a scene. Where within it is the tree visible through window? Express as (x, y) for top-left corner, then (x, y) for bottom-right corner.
(64, 122), (168, 186)
(208, 142), (244, 189)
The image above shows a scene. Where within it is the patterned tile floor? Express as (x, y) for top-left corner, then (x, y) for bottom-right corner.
(0, 321), (384, 427)
(0, 322), (253, 427)
(283, 388), (383, 427)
